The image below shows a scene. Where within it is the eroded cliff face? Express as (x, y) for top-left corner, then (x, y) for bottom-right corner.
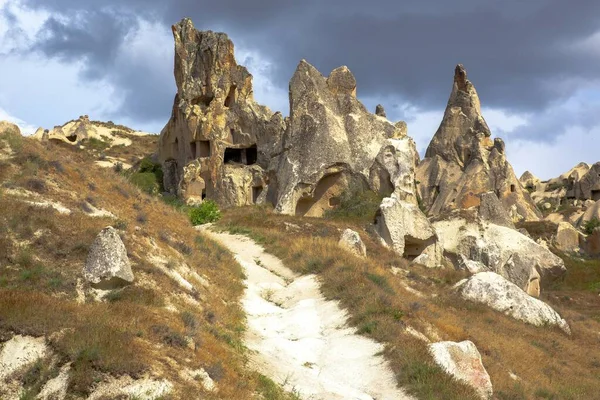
(273, 61), (407, 216)
(416, 65), (541, 222)
(158, 18), (284, 207)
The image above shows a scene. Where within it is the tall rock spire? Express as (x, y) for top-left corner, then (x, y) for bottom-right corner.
(417, 64), (541, 222)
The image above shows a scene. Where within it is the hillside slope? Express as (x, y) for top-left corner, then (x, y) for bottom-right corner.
(0, 122), (299, 399)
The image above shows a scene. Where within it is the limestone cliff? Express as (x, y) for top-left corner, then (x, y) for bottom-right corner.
(417, 65), (541, 222)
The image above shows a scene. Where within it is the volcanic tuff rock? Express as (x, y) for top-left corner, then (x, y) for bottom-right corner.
(158, 18), (283, 207)
(433, 214), (566, 295)
(372, 138), (441, 266)
(339, 229), (367, 257)
(83, 226), (134, 289)
(456, 272), (571, 334)
(429, 340), (493, 400)
(417, 65), (541, 222)
(273, 61), (407, 216)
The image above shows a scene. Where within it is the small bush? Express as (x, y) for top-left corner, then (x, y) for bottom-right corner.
(583, 218), (600, 235)
(129, 172), (161, 195)
(324, 180), (383, 222)
(188, 200), (221, 225)
(25, 178), (47, 193)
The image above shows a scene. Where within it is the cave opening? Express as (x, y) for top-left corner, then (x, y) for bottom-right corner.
(224, 145), (257, 165)
(252, 186), (263, 203)
(225, 85), (237, 108)
(403, 236), (434, 261)
(66, 135), (77, 143)
(510, 184), (516, 193)
(592, 189), (600, 201)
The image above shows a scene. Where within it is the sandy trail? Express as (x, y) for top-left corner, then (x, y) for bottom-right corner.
(204, 230), (413, 400)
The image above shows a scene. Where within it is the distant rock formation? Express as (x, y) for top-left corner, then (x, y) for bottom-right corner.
(158, 18), (283, 207)
(273, 61), (406, 216)
(417, 65), (541, 222)
(32, 115), (145, 148)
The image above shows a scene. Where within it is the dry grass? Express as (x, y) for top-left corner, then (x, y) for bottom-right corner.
(0, 136), (296, 398)
(218, 206), (600, 400)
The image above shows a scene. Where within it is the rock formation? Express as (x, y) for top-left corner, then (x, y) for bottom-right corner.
(338, 229), (367, 257)
(429, 340), (493, 400)
(371, 138), (442, 266)
(456, 272), (571, 334)
(417, 65), (540, 222)
(434, 213), (565, 295)
(158, 18), (283, 207)
(273, 61), (406, 216)
(83, 226), (134, 289)
(33, 115), (142, 148)
(375, 104), (387, 118)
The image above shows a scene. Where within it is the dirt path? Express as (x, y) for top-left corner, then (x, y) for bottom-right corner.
(204, 230), (413, 400)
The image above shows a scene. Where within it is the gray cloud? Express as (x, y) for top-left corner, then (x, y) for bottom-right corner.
(9, 0), (600, 140)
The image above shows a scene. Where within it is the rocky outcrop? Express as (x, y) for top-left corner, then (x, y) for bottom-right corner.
(375, 104), (387, 118)
(0, 121), (21, 160)
(273, 61), (407, 216)
(33, 115), (142, 148)
(83, 227), (134, 289)
(434, 215), (565, 295)
(372, 138), (441, 267)
(158, 18), (283, 207)
(338, 229), (367, 257)
(554, 222), (580, 252)
(456, 272), (571, 334)
(417, 65), (540, 222)
(575, 162), (600, 201)
(584, 227), (600, 257)
(429, 340), (493, 400)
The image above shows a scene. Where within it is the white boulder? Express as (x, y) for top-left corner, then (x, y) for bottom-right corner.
(83, 226), (134, 289)
(429, 340), (493, 400)
(455, 272), (570, 334)
(338, 229), (367, 257)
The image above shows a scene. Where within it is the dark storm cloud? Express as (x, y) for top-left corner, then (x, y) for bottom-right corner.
(14, 0), (600, 134)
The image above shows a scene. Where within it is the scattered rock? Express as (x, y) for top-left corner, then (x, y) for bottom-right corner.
(456, 272), (571, 334)
(38, 363), (70, 400)
(338, 228), (367, 257)
(83, 226), (134, 289)
(0, 335), (48, 381)
(429, 340), (493, 399)
(434, 216), (565, 294)
(554, 222), (580, 252)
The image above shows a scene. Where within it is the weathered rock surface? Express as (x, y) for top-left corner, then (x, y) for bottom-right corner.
(372, 138), (441, 266)
(456, 272), (571, 334)
(83, 226), (134, 289)
(434, 215), (566, 295)
(158, 18), (282, 207)
(338, 228), (367, 257)
(32, 115), (144, 148)
(0, 121), (21, 160)
(581, 199), (600, 224)
(571, 162), (600, 201)
(417, 65), (540, 222)
(429, 340), (493, 400)
(0, 335), (48, 381)
(554, 222), (580, 252)
(375, 104), (387, 117)
(478, 191), (514, 228)
(273, 61), (406, 216)
(584, 227), (600, 257)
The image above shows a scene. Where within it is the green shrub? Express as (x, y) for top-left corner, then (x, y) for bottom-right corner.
(324, 181), (383, 222)
(188, 200), (221, 225)
(129, 172), (161, 195)
(84, 137), (109, 152)
(583, 218), (600, 235)
(127, 157), (164, 195)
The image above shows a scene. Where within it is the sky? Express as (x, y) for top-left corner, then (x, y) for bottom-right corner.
(0, 0), (599, 179)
